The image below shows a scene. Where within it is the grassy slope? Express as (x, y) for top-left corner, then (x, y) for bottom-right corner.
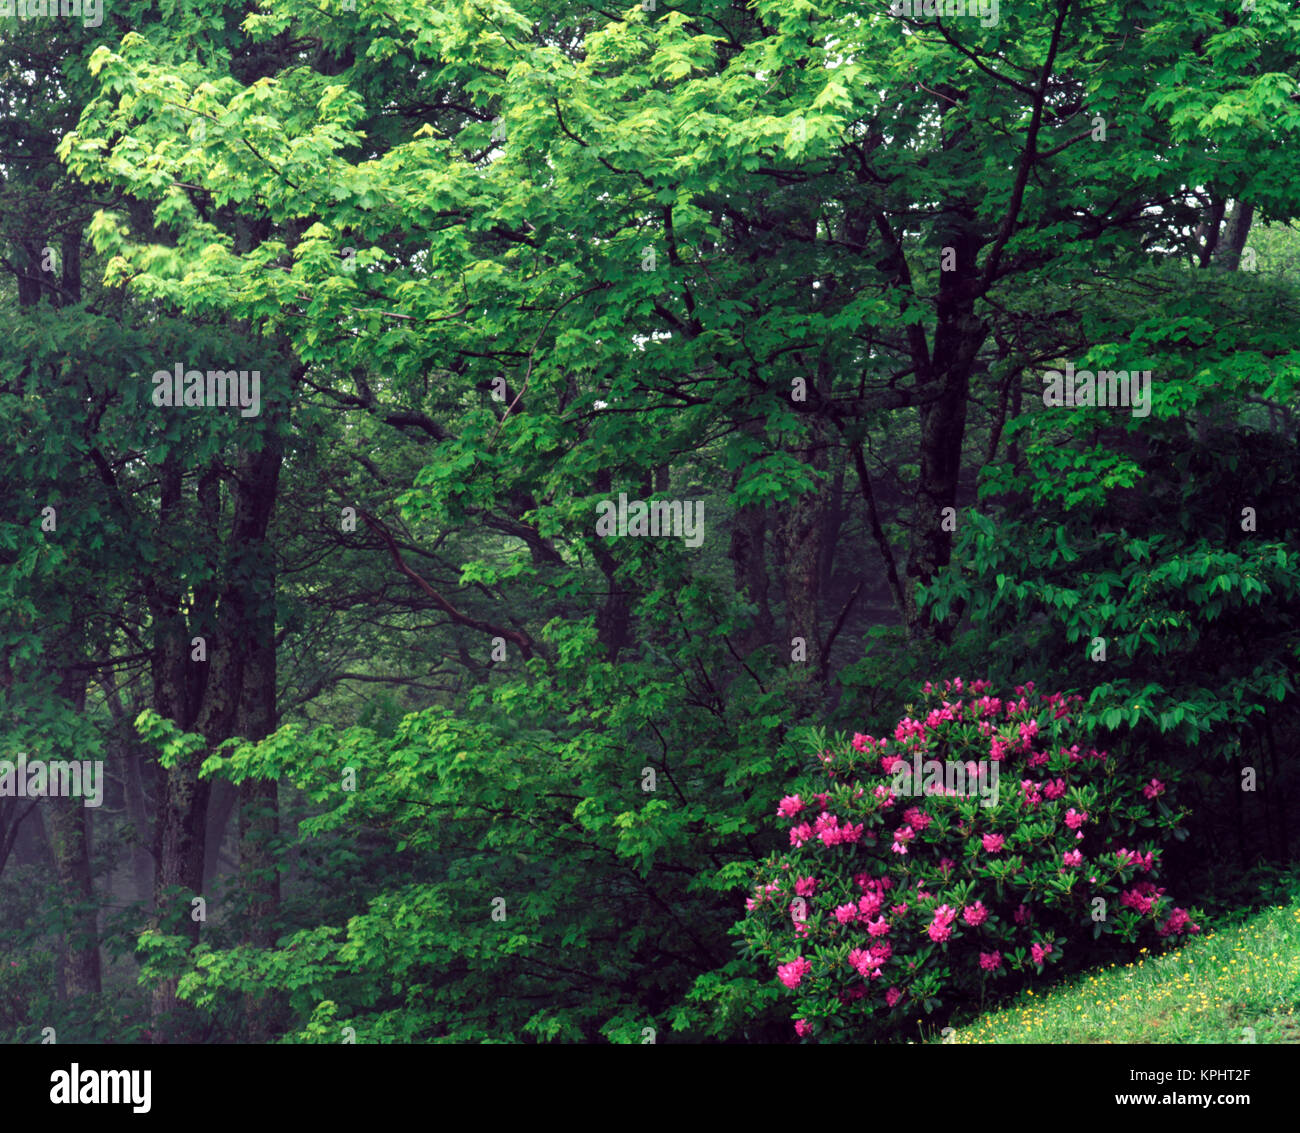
(942, 900), (1300, 1043)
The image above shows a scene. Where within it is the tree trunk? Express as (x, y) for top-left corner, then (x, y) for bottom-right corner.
(46, 673), (102, 1000)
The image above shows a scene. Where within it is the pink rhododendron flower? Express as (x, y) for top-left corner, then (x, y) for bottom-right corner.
(789, 822), (812, 848)
(1020, 779), (1043, 808)
(981, 833), (1005, 853)
(1064, 807), (1087, 830)
(979, 951), (1002, 971)
(1062, 849), (1083, 867)
(1120, 882), (1166, 915)
(777, 957), (812, 989)
(928, 904), (958, 943)
(848, 947), (883, 977)
(795, 876), (817, 897)
(852, 733), (873, 752)
(1030, 941), (1053, 965)
(745, 881), (779, 911)
(1143, 778), (1166, 799)
(794, 1018), (812, 1038)
(1116, 848), (1155, 872)
(1013, 903), (1030, 925)
(890, 903), (908, 917)
(885, 986), (902, 1007)
(866, 917), (891, 938)
(835, 903), (858, 925)
(894, 717), (926, 743)
(962, 901), (988, 927)
(1156, 908), (1200, 937)
(903, 806), (932, 834)
(1043, 777), (1067, 800)
(777, 794), (804, 818)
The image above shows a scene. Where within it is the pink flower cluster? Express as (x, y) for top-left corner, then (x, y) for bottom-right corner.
(1018, 719), (1039, 750)
(926, 702), (965, 729)
(903, 806), (932, 834)
(894, 717), (927, 744)
(1042, 691), (1084, 719)
(1116, 848), (1154, 872)
(778, 956), (812, 989)
(848, 942), (892, 977)
(853, 733), (889, 752)
(1157, 907), (1200, 937)
(813, 812), (864, 846)
(855, 872), (893, 895)
(1120, 882), (1166, 915)
(928, 904), (958, 943)
(755, 678), (1196, 1038)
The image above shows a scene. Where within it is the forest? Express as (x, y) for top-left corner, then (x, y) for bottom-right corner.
(1, 0), (1298, 1046)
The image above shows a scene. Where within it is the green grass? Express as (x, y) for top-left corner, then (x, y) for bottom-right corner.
(941, 899), (1300, 1043)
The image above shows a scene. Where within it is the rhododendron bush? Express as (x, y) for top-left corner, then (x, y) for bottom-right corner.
(737, 679), (1204, 1042)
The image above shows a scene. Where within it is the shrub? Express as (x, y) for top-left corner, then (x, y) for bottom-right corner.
(736, 678), (1204, 1042)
